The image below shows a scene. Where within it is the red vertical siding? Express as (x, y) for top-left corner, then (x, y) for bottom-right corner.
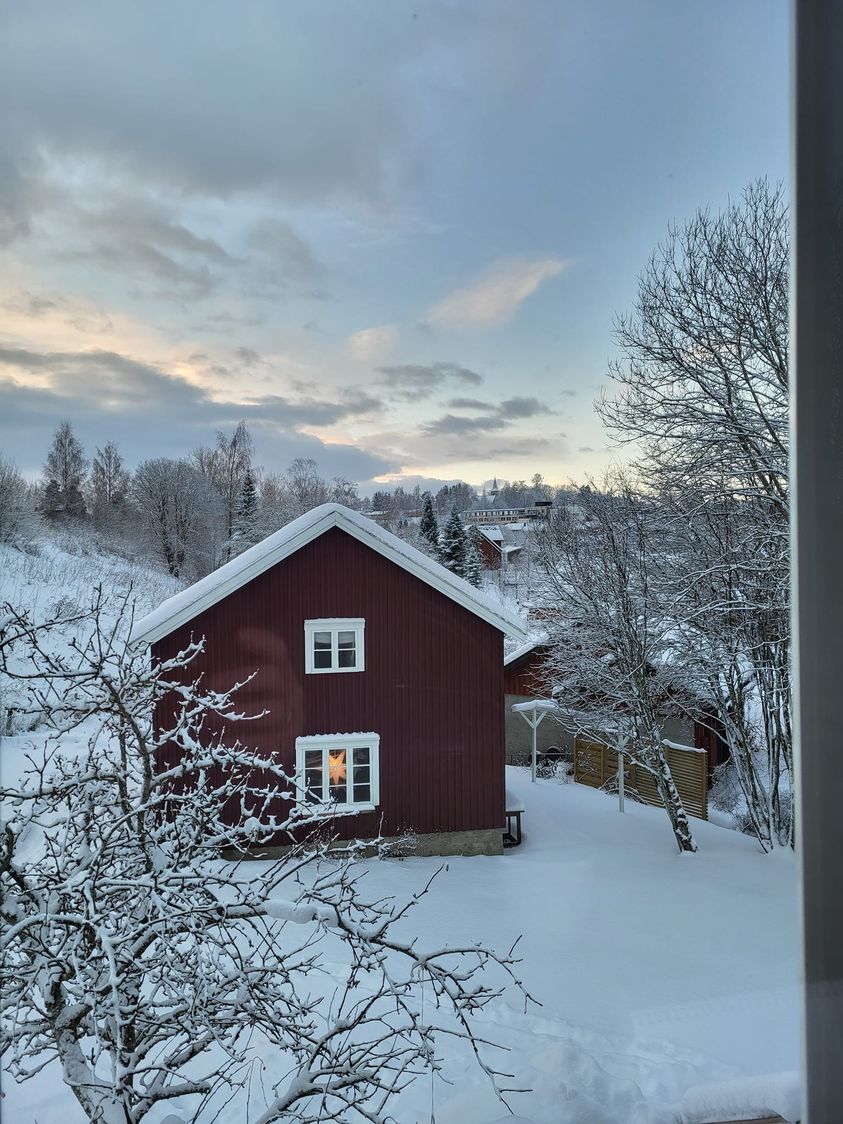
(503, 646), (550, 696)
(476, 534), (502, 570)
(152, 527), (506, 841)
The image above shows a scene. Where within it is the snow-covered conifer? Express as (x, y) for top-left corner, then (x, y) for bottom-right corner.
(419, 493), (438, 553)
(438, 507), (468, 577)
(464, 527), (484, 587)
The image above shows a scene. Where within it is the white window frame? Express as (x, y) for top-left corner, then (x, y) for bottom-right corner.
(304, 618), (365, 675)
(295, 732), (380, 814)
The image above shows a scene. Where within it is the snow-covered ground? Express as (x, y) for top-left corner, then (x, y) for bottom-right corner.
(2, 765), (800, 1124)
(0, 536), (801, 1123)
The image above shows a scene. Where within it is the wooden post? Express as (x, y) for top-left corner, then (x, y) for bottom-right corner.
(531, 715), (537, 784)
(618, 750), (625, 814)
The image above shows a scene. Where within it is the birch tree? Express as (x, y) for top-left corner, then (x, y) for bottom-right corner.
(133, 458), (218, 578)
(42, 420), (88, 519)
(536, 479), (698, 853)
(598, 179), (792, 847)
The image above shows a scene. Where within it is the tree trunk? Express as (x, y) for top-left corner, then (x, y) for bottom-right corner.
(649, 748), (698, 853)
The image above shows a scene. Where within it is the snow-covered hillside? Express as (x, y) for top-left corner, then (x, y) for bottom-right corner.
(0, 531), (182, 731)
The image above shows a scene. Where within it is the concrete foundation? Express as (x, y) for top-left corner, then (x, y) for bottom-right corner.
(223, 825), (505, 861)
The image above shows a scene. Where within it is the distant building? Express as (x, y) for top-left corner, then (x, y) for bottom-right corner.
(462, 504), (551, 525)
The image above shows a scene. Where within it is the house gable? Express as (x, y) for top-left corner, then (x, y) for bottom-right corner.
(131, 503), (526, 646)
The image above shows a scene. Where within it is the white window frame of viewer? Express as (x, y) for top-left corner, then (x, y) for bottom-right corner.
(304, 618), (365, 674)
(295, 733), (380, 814)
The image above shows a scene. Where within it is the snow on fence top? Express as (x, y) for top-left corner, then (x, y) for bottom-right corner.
(130, 503), (529, 646)
(662, 738), (707, 755)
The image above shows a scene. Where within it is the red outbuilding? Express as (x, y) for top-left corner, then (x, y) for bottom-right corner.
(130, 503), (527, 856)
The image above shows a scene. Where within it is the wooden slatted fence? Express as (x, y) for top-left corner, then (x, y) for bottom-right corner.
(574, 738), (708, 820)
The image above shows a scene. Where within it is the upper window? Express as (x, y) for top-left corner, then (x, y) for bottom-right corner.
(295, 733), (379, 813)
(304, 618), (365, 674)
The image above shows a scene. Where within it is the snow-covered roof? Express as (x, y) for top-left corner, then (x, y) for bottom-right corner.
(130, 503), (528, 646)
(478, 526), (504, 543)
(504, 635), (547, 666)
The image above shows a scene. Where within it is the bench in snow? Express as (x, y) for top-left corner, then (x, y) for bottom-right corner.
(504, 789), (525, 847)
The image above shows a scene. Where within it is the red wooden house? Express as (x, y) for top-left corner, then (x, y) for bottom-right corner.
(131, 503), (527, 856)
(474, 527), (503, 570)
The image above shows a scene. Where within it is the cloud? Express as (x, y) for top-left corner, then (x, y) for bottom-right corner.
(423, 413), (507, 436)
(375, 361), (483, 402)
(1, 289), (113, 335)
(499, 396), (546, 419)
(578, 445), (595, 453)
(446, 397), (496, 411)
(247, 218), (325, 284)
(422, 395), (547, 436)
(347, 326), (397, 361)
(53, 198), (238, 299)
(427, 256), (567, 328)
(0, 345), (392, 480)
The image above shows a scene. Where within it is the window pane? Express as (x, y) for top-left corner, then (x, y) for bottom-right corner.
(327, 748), (347, 801)
(313, 632), (332, 669)
(353, 782), (371, 803)
(353, 746), (370, 766)
(353, 764), (370, 785)
(337, 631), (356, 668)
(304, 749), (324, 802)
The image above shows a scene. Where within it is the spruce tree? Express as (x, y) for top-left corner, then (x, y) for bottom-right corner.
(231, 468), (260, 553)
(464, 528), (484, 587)
(438, 508), (468, 577)
(420, 494), (438, 553)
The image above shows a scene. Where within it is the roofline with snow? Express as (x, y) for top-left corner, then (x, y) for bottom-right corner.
(503, 637), (548, 667)
(130, 503), (528, 646)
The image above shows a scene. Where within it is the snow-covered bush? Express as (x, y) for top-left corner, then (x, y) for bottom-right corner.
(0, 592), (532, 1123)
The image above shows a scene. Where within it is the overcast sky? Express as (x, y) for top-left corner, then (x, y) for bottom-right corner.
(0, 0), (789, 493)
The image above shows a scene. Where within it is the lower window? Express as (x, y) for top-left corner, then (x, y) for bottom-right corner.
(295, 733), (380, 813)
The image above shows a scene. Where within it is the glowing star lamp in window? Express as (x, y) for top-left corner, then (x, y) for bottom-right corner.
(296, 734), (379, 810)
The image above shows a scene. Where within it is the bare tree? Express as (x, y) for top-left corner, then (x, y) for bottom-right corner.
(133, 458), (218, 578)
(192, 422), (254, 564)
(330, 476), (360, 509)
(0, 456), (38, 545)
(536, 479), (698, 853)
(600, 179), (788, 512)
(285, 456), (330, 515)
(599, 180), (792, 848)
(0, 594), (532, 1124)
(90, 440), (131, 531)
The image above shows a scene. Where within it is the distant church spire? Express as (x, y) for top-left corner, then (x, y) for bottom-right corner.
(489, 476), (499, 500)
